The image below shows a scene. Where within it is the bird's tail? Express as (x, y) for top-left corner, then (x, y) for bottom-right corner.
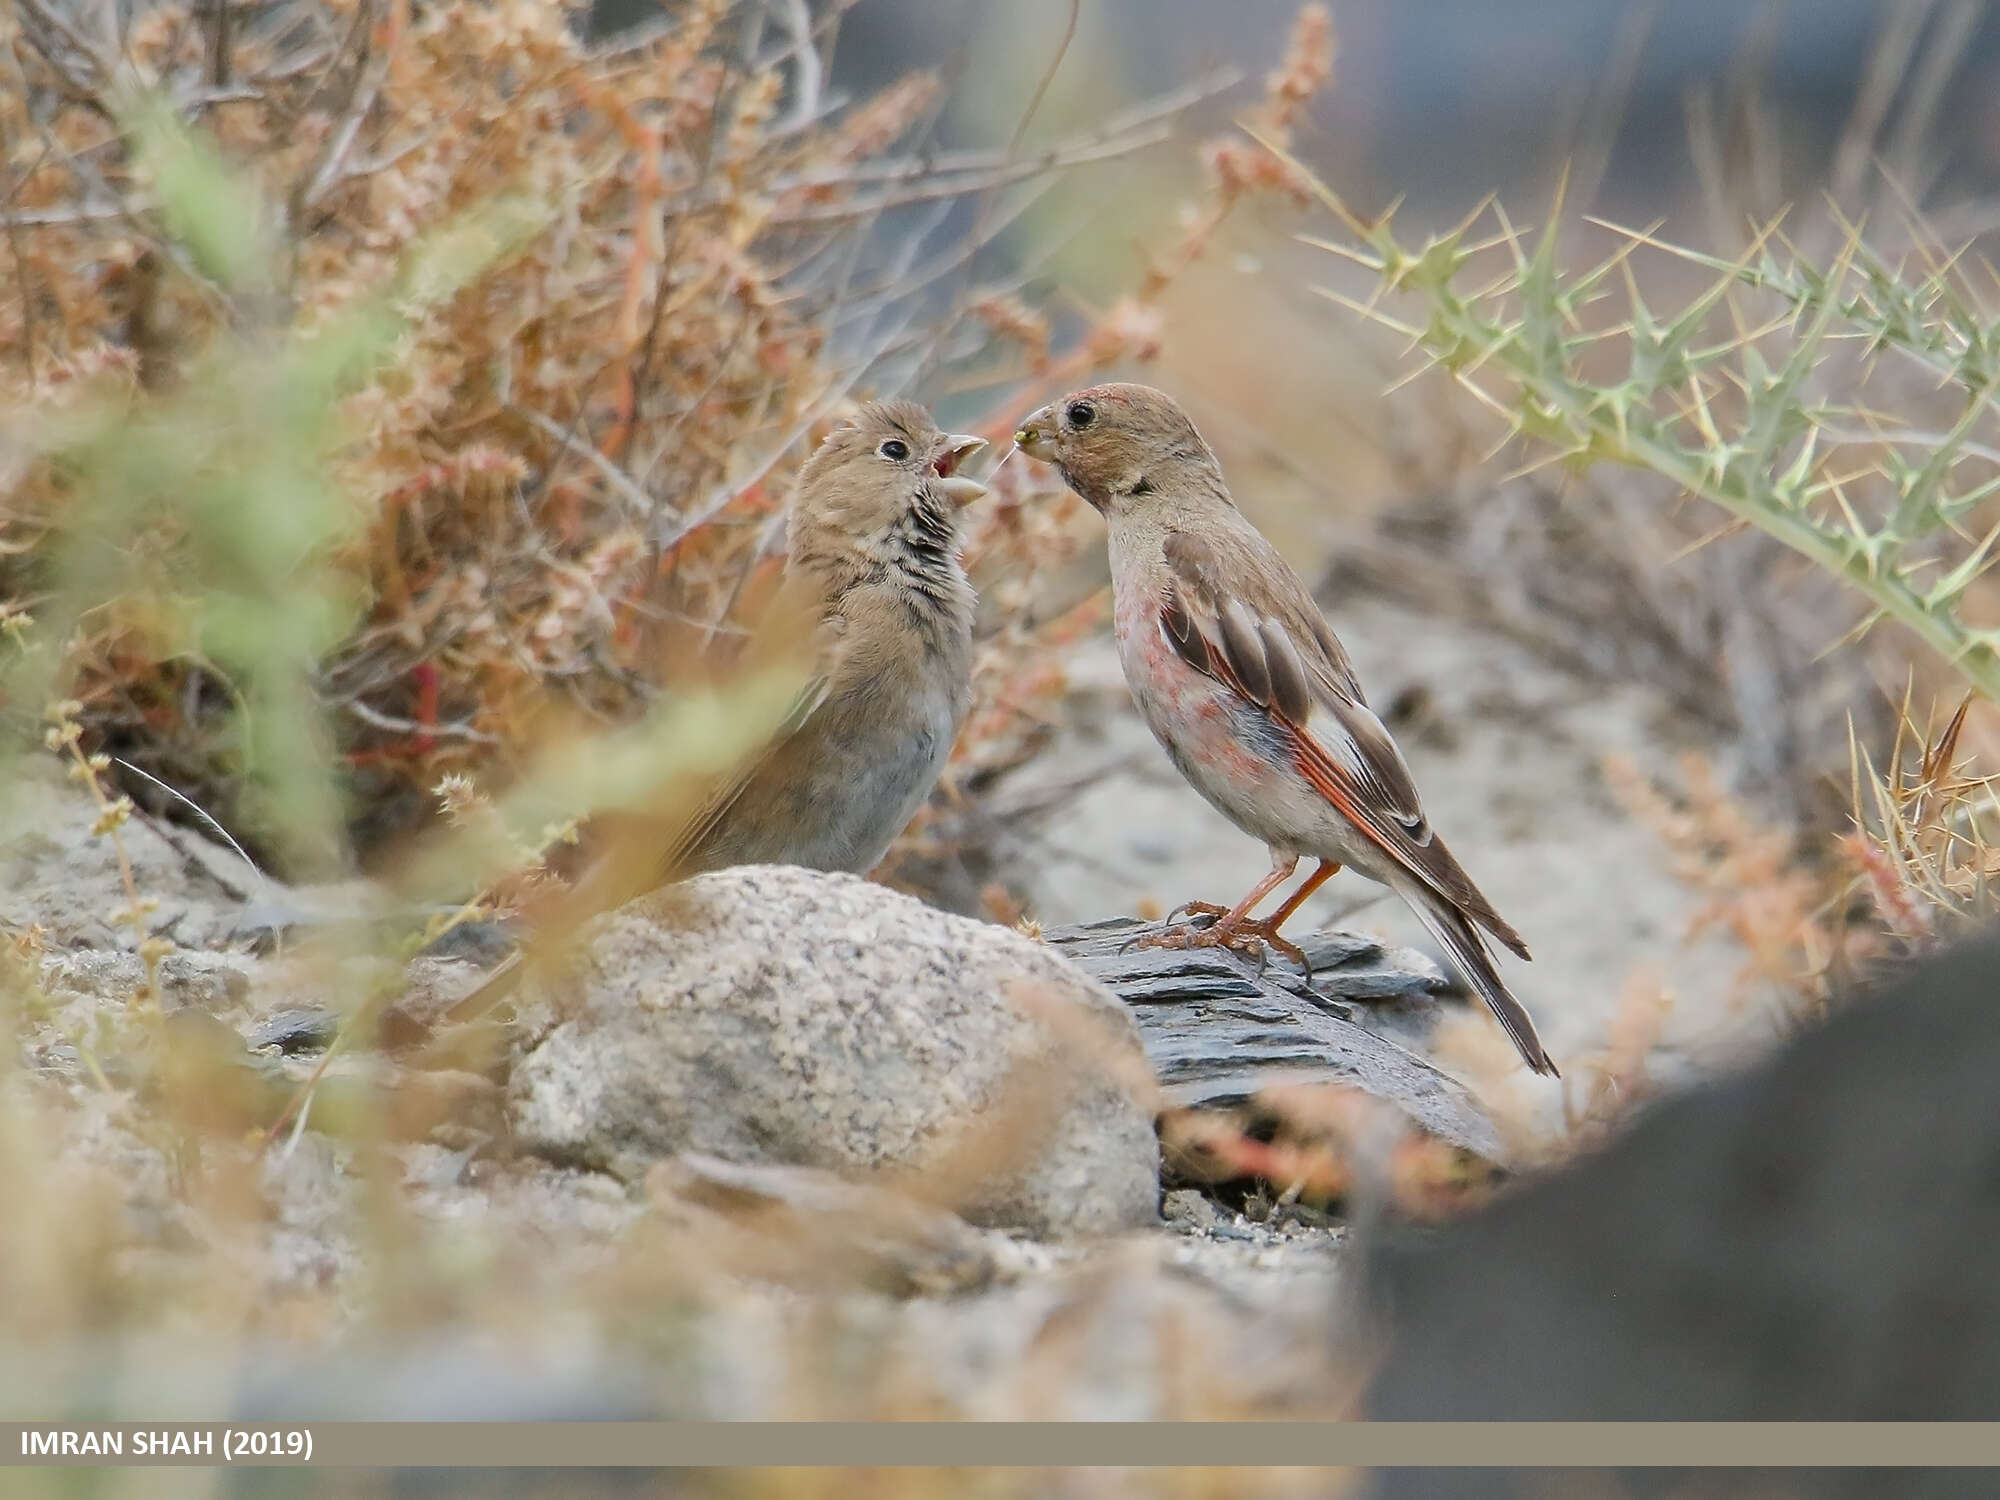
(1401, 883), (1558, 1077)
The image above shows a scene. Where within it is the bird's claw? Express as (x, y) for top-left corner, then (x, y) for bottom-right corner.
(1121, 923), (1192, 956)
(1119, 901), (1224, 955)
(1123, 909), (1312, 978)
(1224, 919), (1308, 978)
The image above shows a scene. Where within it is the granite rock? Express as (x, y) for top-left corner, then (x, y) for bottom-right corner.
(508, 866), (1161, 1238)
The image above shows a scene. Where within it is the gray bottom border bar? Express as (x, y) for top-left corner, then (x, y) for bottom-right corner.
(7, 1422), (2000, 1467)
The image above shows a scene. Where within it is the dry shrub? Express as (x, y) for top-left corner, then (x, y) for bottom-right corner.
(0, 3), (1093, 870)
(1846, 692), (2000, 946)
(1603, 751), (1845, 1021)
(7, 0), (892, 855)
(1608, 688), (2000, 1033)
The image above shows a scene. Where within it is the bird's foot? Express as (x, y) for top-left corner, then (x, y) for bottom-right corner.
(1126, 910), (1312, 980)
(1118, 902), (1225, 954)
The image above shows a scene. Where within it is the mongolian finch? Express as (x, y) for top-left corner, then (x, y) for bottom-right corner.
(668, 400), (988, 877)
(1014, 383), (1556, 1076)
(447, 401), (987, 1024)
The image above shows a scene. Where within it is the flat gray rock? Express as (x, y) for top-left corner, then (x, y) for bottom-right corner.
(0, 760), (258, 951)
(1045, 915), (1504, 1163)
(508, 866), (1161, 1238)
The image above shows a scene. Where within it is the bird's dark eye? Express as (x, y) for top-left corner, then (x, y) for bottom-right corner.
(878, 438), (910, 461)
(1065, 400), (1096, 429)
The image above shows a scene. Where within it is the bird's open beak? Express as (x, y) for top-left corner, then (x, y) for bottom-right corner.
(1013, 406), (1056, 461)
(931, 434), (988, 506)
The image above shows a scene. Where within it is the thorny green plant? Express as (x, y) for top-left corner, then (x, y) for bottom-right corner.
(1281, 138), (2000, 706)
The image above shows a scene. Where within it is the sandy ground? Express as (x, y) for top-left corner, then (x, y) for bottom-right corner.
(993, 592), (1758, 1088)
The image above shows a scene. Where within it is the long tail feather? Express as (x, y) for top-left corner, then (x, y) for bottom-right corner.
(1402, 883), (1558, 1077)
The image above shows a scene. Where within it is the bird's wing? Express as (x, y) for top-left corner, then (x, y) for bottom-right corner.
(1158, 530), (1529, 959)
(657, 616), (842, 877)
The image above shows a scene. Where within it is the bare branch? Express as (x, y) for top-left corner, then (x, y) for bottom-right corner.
(514, 407), (663, 522)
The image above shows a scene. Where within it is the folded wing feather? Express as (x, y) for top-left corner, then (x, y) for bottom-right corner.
(1157, 530), (1529, 960)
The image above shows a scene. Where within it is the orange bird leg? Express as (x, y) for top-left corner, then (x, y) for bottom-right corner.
(1259, 857), (1339, 937)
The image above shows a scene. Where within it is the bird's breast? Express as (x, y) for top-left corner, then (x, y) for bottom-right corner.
(1111, 571), (1332, 854)
(790, 658), (960, 873)
(1115, 586), (1279, 779)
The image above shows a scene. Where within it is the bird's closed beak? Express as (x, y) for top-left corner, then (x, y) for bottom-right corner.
(931, 433), (988, 506)
(1013, 406), (1057, 461)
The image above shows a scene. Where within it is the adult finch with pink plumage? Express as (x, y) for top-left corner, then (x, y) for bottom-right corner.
(1014, 382), (1557, 1076)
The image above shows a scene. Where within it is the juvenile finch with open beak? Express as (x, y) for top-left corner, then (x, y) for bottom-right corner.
(1014, 383), (1556, 1076)
(672, 400), (989, 875)
(446, 401), (986, 1025)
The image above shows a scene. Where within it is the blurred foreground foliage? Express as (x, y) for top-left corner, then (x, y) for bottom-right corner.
(10, 98), (561, 875)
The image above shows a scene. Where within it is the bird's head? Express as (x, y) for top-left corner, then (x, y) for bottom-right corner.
(787, 401), (986, 582)
(1014, 383), (1222, 516)
(790, 400), (986, 548)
